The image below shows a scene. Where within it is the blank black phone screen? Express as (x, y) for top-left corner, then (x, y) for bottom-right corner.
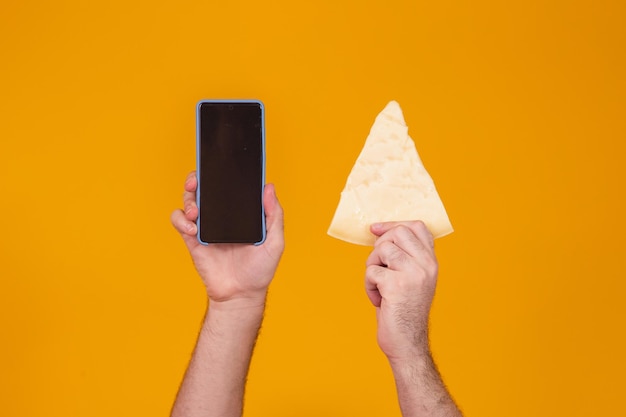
(198, 101), (264, 243)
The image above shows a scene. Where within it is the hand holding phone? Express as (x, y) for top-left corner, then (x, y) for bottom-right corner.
(196, 100), (266, 245)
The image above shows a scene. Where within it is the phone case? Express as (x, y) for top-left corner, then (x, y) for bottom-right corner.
(195, 99), (266, 246)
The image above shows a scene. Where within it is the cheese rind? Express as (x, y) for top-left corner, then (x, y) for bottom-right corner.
(327, 101), (453, 246)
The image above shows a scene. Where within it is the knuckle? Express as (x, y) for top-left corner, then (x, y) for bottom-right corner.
(396, 224), (412, 234)
(373, 234), (388, 248)
(398, 225), (419, 242)
(378, 240), (395, 255)
(394, 225), (414, 241)
(413, 220), (432, 236)
(413, 220), (426, 230)
(184, 200), (196, 214)
(367, 264), (385, 279)
(365, 264), (377, 279)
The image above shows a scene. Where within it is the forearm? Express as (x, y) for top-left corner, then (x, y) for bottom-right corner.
(171, 298), (266, 417)
(389, 353), (462, 417)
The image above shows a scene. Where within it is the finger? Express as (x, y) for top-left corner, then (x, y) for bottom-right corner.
(183, 194), (198, 221)
(412, 221), (435, 251)
(261, 183), (285, 254)
(371, 221), (403, 237)
(365, 264), (387, 307)
(372, 221), (434, 251)
(184, 171), (197, 192)
(171, 209), (202, 253)
(374, 224), (428, 259)
(366, 240), (410, 271)
(366, 244), (385, 267)
(183, 172), (198, 221)
(371, 220), (426, 238)
(171, 208), (197, 237)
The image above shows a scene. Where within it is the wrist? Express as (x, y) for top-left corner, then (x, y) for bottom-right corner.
(209, 296), (266, 311)
(385, 344), (432, 371)
(207, 289), (268, 311)
(205, 295), (267, 331)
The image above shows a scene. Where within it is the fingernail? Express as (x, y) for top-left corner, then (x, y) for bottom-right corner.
(372, 223), (382, 229)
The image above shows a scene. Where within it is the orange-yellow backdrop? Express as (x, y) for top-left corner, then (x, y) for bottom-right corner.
(2, 0), (625, 416)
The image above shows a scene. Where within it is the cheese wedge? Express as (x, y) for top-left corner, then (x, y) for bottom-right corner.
(327, 100), (453, 246)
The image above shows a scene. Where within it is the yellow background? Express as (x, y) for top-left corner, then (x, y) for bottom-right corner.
(2, 0), (625, 415)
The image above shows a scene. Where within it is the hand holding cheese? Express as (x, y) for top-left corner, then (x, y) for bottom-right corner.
(328, 101), (453, 246)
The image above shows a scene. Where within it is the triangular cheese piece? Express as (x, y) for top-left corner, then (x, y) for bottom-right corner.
(327, 100), (453, 246)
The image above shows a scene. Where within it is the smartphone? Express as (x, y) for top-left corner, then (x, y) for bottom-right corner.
(196, 99), (266, 245)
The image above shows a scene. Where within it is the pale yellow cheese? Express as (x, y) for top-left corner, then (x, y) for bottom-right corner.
(327, 100), (453, 246)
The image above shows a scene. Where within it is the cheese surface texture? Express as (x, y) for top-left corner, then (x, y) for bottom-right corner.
(327, 101), (453, 246)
